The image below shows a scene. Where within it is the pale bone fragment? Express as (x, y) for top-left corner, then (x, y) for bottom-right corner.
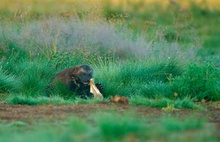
(89, 78), (103, 99)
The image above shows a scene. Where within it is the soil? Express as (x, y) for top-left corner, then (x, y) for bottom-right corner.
(0, 102), (220, 126)
(0, 100), (220, 136)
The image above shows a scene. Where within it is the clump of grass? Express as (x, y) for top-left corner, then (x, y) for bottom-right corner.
(49, 81), (77, 100)
(95, 112), (147, 141)
(5, 94), (107, 105)
(130, 96), (202, 109)
(13, 58), (55, 96)
(0, 46), (27, 74)
(172, 63), (220, 101)
(5, 94), (74, 105)
(48, 49), (111, 70)
(130, 96), (171, 108)
(95, 59), (183, 98)
(7, 121), (28, 127)
(0, 71), (17, 93)
(161, 116), (205, 132)
(139, 81), (173, 98)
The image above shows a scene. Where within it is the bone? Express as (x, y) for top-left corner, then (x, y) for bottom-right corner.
(89, 78), (103, 99)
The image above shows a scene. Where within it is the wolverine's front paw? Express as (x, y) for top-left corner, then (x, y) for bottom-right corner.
(95, 83), (103, 93)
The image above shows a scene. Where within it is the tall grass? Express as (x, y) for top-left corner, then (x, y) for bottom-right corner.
(1, 17), (170, 58)
(172, 63), (220, 101)
(94, 59), (183, 97)
(0, 71), (16, 93)
(0, 16), (220, 102)
(0, 1), (220, 104)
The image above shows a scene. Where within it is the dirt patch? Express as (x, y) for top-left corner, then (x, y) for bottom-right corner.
(0, 102), (219, 125)
(0, 102), (220, 136)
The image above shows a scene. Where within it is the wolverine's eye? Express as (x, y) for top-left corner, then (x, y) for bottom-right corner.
(80, 72), (86, 76)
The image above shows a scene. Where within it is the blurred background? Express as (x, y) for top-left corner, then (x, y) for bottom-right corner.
(1, 0), (220, 53)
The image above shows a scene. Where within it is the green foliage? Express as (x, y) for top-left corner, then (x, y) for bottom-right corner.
(0, 47), (27, 74)
(140, 81), (173, 98)
(0, 0), (220, 104)
(13, 58), (54, 96)
(130, 96), (202, 109)
(0, 112), (218, 142)
(50, 81), (76, 100)
(6, 121), (28, 127)
(0, 1), (220, 141)
(5, 94), (107, 105)
(172, 63), (220, 101)
(161, 116), (205, 132)
(95, 59), (182, 98)
(5, 95), (74, 105)
(95, 112), (147, 140)
(0, 71), (16, 93)
(49, 49), (109, 70)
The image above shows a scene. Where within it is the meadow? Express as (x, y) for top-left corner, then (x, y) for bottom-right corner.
(0, 0), (220, 141)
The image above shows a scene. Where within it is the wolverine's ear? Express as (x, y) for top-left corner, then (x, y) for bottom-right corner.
(71, 66), (80, 77)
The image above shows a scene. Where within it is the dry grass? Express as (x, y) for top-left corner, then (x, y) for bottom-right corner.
(1, 0), (220, 17)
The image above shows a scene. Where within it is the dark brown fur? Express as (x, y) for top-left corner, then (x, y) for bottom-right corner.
(51, 65), (102, 98)
(51, 65), (93, 87)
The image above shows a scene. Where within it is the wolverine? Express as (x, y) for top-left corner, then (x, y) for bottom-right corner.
(51, 64), (103, 98)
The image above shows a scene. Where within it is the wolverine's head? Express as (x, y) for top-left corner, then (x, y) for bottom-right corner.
(72, 64), (93, 84)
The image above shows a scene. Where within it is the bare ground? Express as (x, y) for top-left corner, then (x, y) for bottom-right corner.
(0, 100), (220, 137)
(0, 102), (219, 126)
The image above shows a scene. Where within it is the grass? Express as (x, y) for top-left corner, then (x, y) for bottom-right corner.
(130, 96), (203, 109)
(0, 112), (218, 142)
(95, 112), (147, 140)
(172, 63), (220, 101)
(160, 116), (205, 132)
(0, 71), (17, 93)
(5, 95), (74, 105)
(0, 18), (220, 104)
(4, 94), (107, 105)
(2, 93), (203, 110)
(0, 1), (220, 141)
